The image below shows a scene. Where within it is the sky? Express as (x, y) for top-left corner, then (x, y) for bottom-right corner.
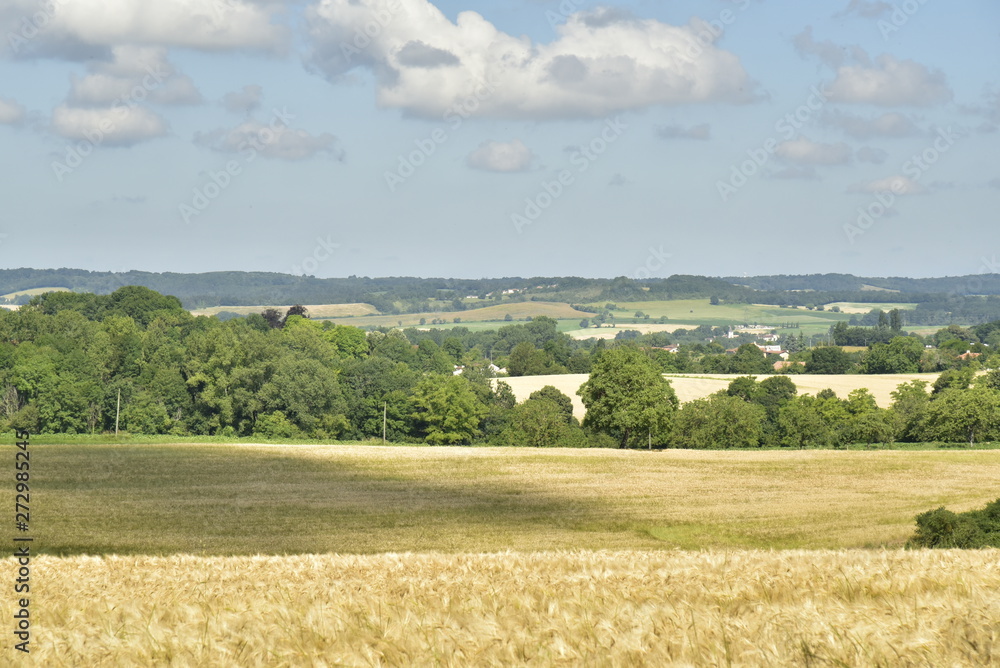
(0, 0), (998, 280)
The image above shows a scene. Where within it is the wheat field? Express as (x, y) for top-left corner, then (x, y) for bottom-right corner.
(13, 549), (998, 666)
(501, 372), (940, 420)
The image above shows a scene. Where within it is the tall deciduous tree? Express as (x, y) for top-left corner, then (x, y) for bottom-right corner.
(578, 346), (677, 448)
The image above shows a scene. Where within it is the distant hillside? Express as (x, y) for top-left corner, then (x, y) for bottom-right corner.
(723, 273), (1000, 295)
(1, 269), (1000, 324)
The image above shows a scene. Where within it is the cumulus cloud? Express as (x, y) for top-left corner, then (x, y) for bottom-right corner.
(223, 85), (264, 114)
(0, 97), (25, 125)
(466, 139), (534, 173)
(0, 0), (288, 58)
(51, 104), (169, 146)
(822, 110), (919, 138)
(656, 123), (710, 140)
(67, 46), (201, 107)
(396, 41), (461, 68)
(306, 0), (755, 120)
(828, 54), (951, 106)
(775, 137), (852, 165)
(849, 175), (926, 195)
(793, 28), (951, 107)
(856, 146), (888, 164)
(195, 120), (342, 161)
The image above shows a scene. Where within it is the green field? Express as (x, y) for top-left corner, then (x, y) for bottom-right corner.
(317, 301), (594, 328)
(17, 444), (1000, 556)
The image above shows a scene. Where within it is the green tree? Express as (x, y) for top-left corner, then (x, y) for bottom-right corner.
(887, 379), (928, 441)
(578, 346), (678, 448)
(862, 336), (923, 374)
(495, 398), (587, 447)
(410, 375), (487, 444)
(806, 346), (852, 374)
(922, 386), (1000, 446)
(672, 395), (766, 449)
(527, 385), (575, 423)
(506, 342), (552, 377)
(779, 395), (839, 448)
(729, 343), (770, 374)
(846, 410), (896, 448)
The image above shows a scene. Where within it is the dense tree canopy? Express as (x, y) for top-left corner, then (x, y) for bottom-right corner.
(578, 346), (678, 448)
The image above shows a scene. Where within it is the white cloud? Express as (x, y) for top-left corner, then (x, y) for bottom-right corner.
(195, 120), (342, 161)
(223, 85), (264, 114)
(828, 54), (951, 107)
(306, 0), (754, 120)
(1, 0), (288, 57)
(775, 137), (852, 165)
(850, 175), (926, 195)
(793, 29), (951, 107)
(822, 110), (919, 138)
(0, 97), (25, 124)
(67, 46), (201, 107)
(51, 104), (169, 146)
(656, 123), (710, 140)
(792, 26), (863, 69)
(466, 139), (534, 172)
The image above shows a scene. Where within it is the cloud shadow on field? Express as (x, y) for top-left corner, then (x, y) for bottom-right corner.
(30, 444), (621, 556)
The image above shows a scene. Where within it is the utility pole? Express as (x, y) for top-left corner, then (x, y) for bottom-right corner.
(383, 402), (387, 444)
(115, 389), (121, 437)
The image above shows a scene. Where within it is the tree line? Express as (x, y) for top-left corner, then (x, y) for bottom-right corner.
(3, 287), (999, 448)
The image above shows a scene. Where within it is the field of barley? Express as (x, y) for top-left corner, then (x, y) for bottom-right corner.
(9, 444), (1000, 665)
(12, 549), (999, 666)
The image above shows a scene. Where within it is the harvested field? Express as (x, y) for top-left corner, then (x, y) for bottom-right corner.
(501, 372), (941, 420)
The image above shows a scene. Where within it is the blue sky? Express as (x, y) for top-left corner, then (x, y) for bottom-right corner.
(0, 0), (997, 279)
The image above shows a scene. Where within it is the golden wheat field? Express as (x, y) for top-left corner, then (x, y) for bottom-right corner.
(10, 549), (998, 666)
(501, 373), (939, 420)
(189, 303), (379, 318)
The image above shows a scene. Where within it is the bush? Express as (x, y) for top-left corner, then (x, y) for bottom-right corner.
(908, 498), (1000, 548)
